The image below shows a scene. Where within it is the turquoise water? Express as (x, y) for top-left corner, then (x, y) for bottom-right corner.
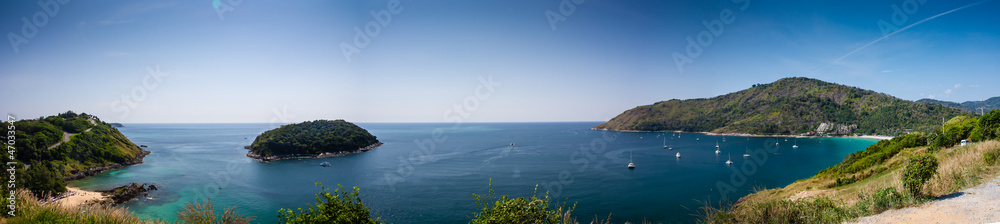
(69, 123), (877, 223)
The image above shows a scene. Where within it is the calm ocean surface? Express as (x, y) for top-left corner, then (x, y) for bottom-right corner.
(69, 123), (877, 223)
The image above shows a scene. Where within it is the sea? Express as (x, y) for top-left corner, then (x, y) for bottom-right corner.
(68, 122), (878, 224)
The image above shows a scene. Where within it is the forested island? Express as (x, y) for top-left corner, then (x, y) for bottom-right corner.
(246, 119), (382, 162)
(594, 77), (968, 136)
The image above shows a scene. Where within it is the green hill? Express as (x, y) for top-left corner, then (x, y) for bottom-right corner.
(2, 111), (148, 196)
(918, 97), (1000, 114)
(593, 77), (966, 135)
(247, 120), (381, 161)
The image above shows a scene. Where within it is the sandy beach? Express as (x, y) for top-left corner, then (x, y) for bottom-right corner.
(55, 187), (106, 207)
(851, 135), (894, 140)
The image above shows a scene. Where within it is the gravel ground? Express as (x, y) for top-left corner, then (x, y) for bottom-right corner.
(849, 175), (1000, 224)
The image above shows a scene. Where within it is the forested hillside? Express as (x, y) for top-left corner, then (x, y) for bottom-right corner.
(594, 77), (966, 135)
(1, 111), (148, 197)
(918, 97), (1000, 113)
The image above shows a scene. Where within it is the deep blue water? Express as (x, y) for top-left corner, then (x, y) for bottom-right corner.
(70, 123), (877, 223)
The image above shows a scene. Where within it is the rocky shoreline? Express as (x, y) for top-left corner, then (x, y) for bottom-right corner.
(589, 128), (891, 139)
(246, 142), (384, 162)
(64, 149), (151, 181)
(97, 182), (158, 206)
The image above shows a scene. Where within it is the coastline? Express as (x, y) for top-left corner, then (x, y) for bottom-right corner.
(52, 187), (107, 208)
(591, 128), (894, 140)
(65, 149), (151, 181)
(246, 142), (384, 162)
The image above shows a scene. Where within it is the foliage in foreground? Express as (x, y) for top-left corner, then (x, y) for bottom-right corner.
(176, 197), (255, 224)
(699, 187), (920, 224)
(278, 183), (383, 224)
(1, 189), (165, 224)
(902, 153), (938, 196)
(470, 182), (576, 224)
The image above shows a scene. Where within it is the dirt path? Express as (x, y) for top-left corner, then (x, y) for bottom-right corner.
(849, 175), (1000, 223)
(45, 119), (95, 150)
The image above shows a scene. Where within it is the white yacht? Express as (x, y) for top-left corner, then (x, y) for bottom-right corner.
(676, 152), (681, 158)
(627, 151), (635, 169)
(726, 154), (733, 165)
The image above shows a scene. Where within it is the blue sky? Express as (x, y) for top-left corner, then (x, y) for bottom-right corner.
(2, 0), (998, 123)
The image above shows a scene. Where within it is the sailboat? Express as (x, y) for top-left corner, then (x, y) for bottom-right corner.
(726, 154), (733, 165)
(627, 151), (635, 169)
(793, 139), (798, 149)
(663, 138), (668, 149)
(320, 161), (331, 167)
(743, 147), (750, 158)
(676, 152), (681, 158)
(723, 136), (726, 142)
(715, 145), (720, 154)
(715, 141), (720, 148)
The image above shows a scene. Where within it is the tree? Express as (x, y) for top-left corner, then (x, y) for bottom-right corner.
(971, 109), (1000, 141)
(278, 183), (382, 224)
(901, 153), (938, 197)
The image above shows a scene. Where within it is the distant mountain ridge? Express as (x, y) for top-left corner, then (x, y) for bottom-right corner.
(594, 77), (966, 135)
(917, 97), (1000, 114)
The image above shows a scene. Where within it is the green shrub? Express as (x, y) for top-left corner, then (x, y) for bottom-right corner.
(855, 188), (905, 214)
(470, 183), (575, 224)
(901, 153), (938, 196)
(278, 183), (382, 224)
(176, 197), (255, 224)
(985, 147), (1000, 166)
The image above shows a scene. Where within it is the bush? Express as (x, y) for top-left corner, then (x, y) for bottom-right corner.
(176, 197), (255, 224)
(985, 147), (1000, 166)
(278, 183), (382, 224)
(901, 153), (938, 196)
(470, 183), (575, 224)
(855, 188), (905, 214)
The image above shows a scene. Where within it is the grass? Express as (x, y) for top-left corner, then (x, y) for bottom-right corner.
(1, 190), (166, 224)
(697, 140), (1000, 223)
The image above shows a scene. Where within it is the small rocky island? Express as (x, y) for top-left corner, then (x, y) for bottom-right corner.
(246, 119), (382, 162)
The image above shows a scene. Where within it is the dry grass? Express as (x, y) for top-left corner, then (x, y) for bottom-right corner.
(699, 140), (1000, 224)
(0, 190), (165, 224)
(924, 141), (1000, 195)
(176, 197), (255, 224)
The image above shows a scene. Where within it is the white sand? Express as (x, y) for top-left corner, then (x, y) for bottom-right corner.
(55, 187), (106, 207)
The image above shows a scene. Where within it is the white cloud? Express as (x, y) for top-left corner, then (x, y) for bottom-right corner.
(969, 85), (981, 88)
(928, 94), (936, 99)
(882, 70), (893, 73)
(945, 89), (952, 94)
(954, 84), (961, 88)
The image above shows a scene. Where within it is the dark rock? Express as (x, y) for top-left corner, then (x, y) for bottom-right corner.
(148, 185), (157, 190)
(99, 182), (156, 206)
